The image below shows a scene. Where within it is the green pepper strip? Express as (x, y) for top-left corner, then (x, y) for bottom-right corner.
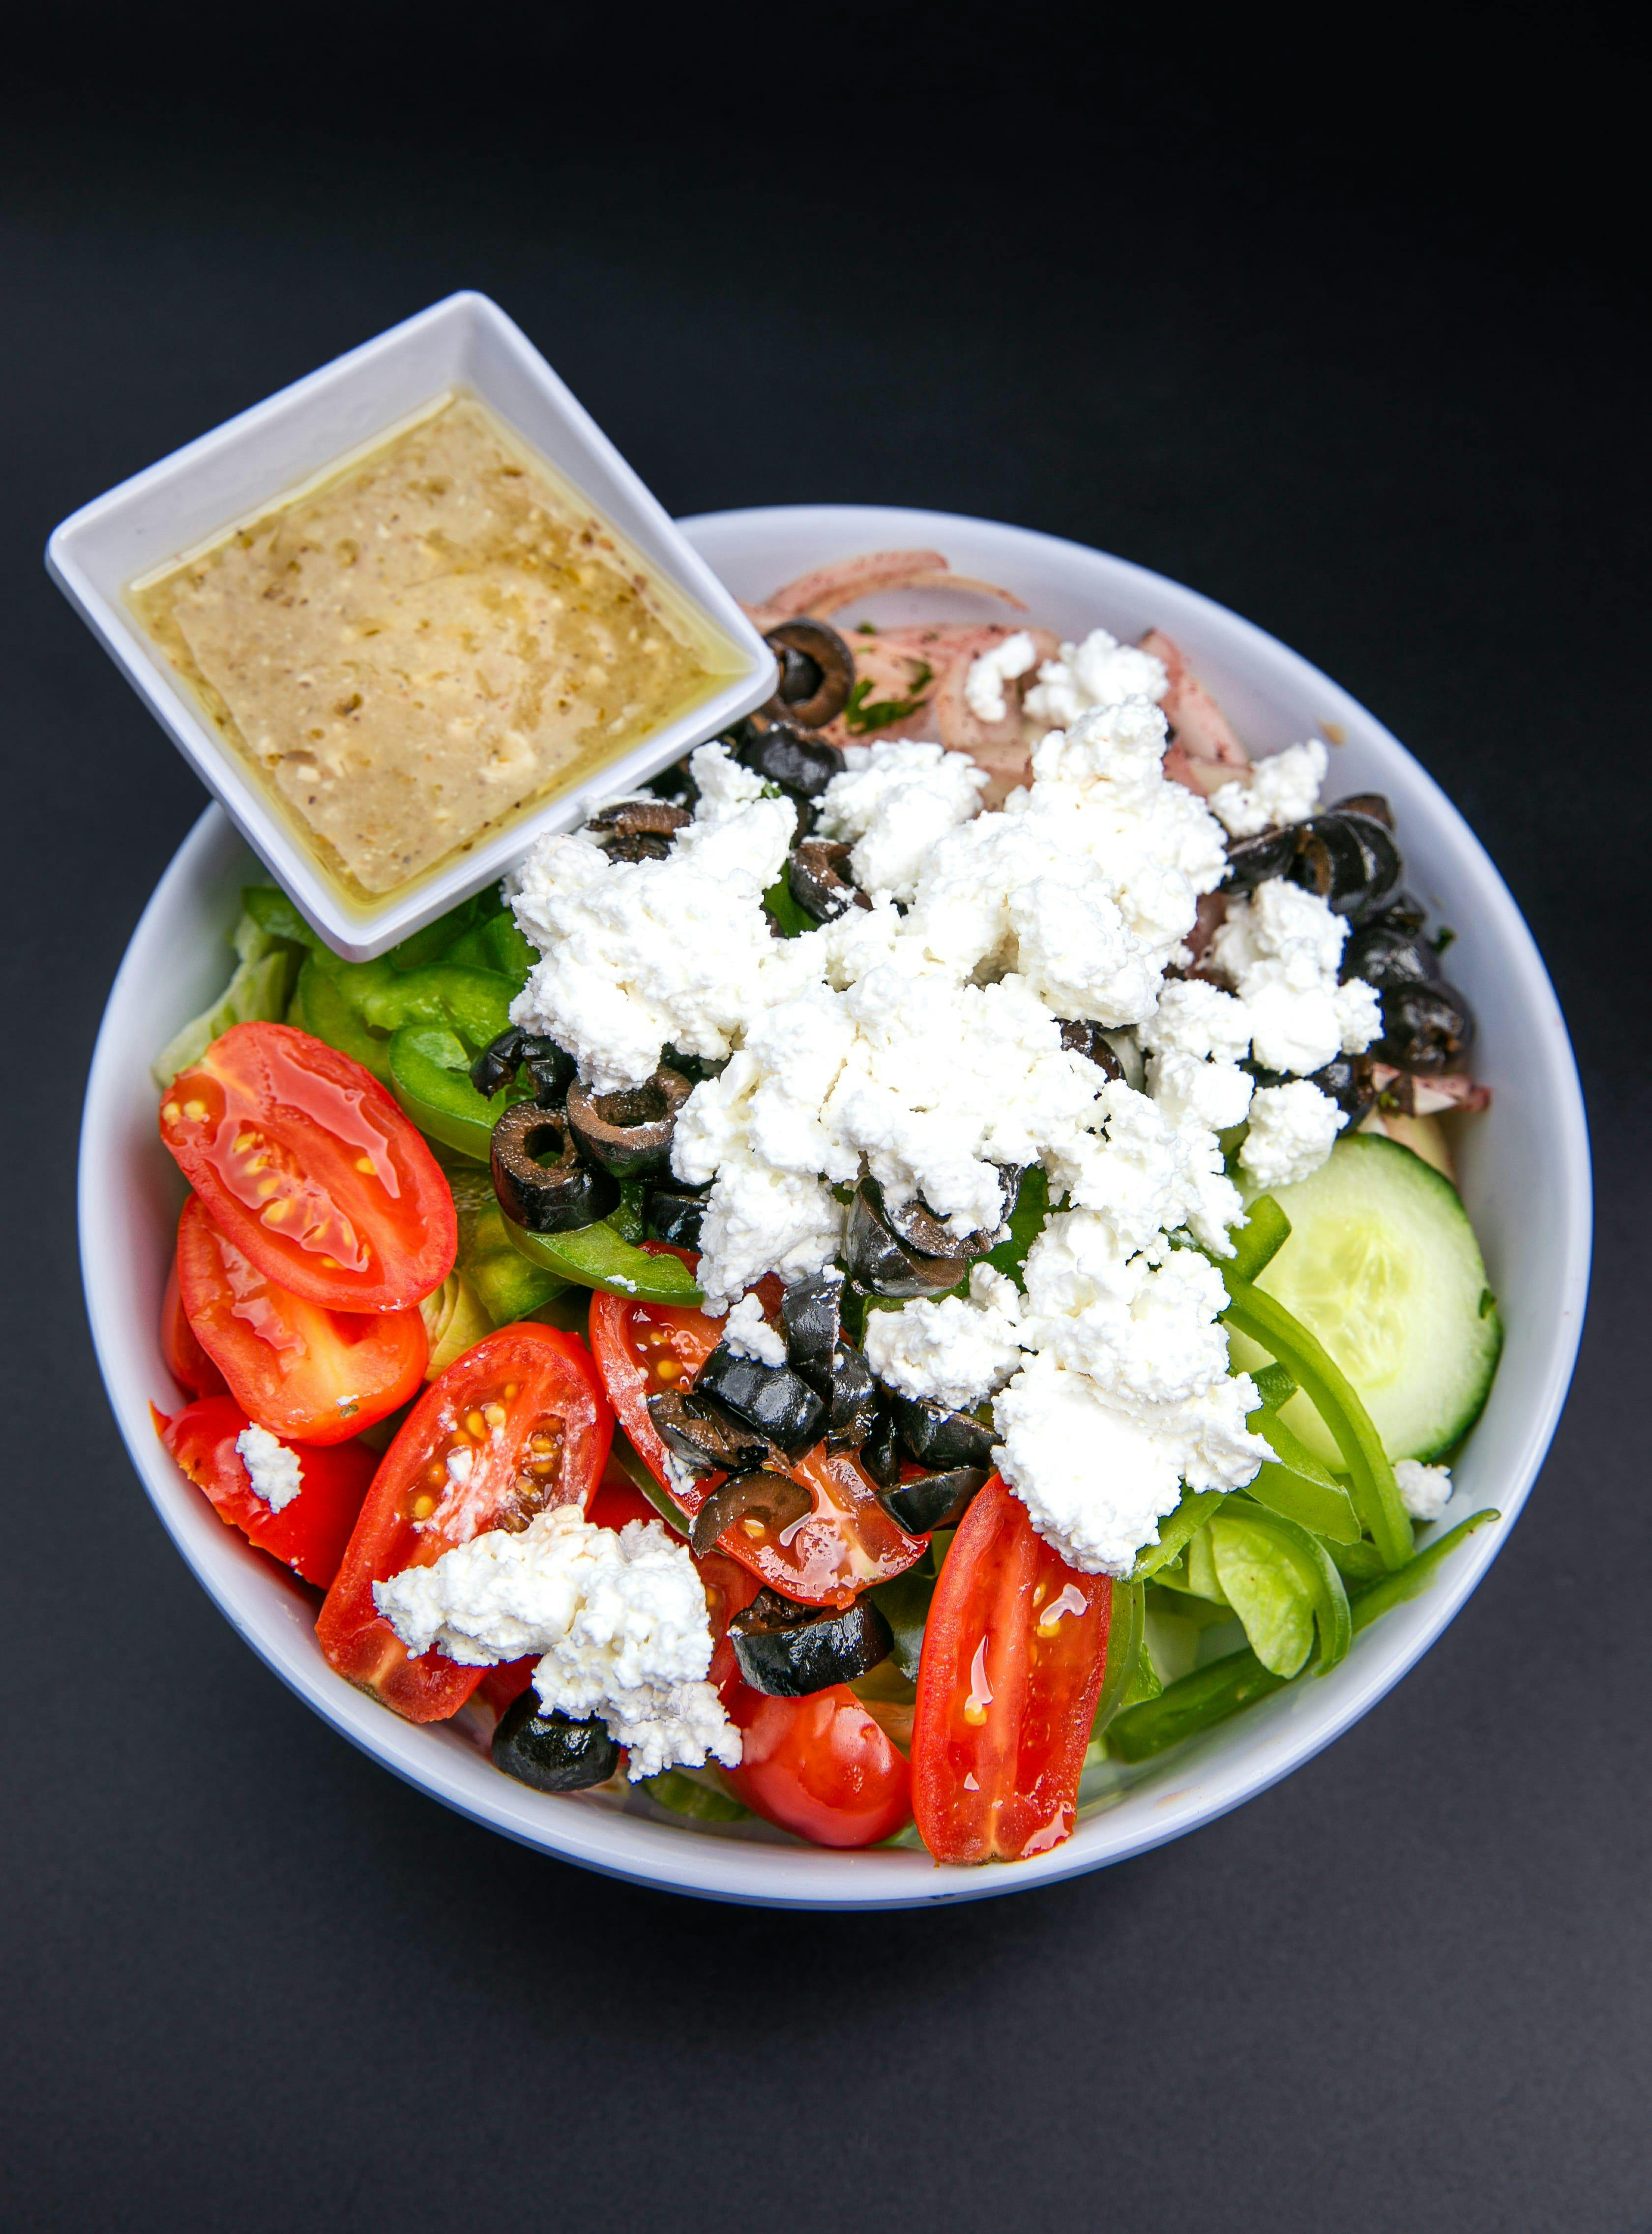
(1220, 1274), (1413, 1571)
(502, 1212), (705, 1306)
(640, 1768), (751, 1822)
(1090, 1578), (1147, 1740)
(607, 1431), (689, 1533)
(388, 1024), (526, 1162)
(1108, 1508), (1499, 1762)
(1132, 1489), (1228, 1580)
(1214, 1501), (1352, 1673)
(1244, 1413), (1362, 1543)
(1226, 1194), (1292, 1284)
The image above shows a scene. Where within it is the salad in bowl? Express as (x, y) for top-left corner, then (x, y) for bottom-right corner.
(136, 542), (1516, 1870)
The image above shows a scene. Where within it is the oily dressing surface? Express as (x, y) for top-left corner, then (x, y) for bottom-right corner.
(134, 395), (735, 900)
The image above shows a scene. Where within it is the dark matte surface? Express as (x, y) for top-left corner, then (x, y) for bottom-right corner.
(4, 22), (1648, 2232)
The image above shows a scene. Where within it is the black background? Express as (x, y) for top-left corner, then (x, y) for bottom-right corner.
(5, 7), (1648, 2229)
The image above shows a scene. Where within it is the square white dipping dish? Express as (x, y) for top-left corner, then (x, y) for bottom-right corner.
(46, 290), (776, 959)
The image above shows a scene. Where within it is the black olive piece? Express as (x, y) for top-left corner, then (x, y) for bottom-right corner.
(690, 1471), (814, 1559)
(565, 1067), (692, 1178)
(763, 618), (856, 730)
(646, 1389), (777, 1476)
(884, 1166), (1017, 1258)
(735, 714), (847, 800)
(469, 1027), (574, 1104)
(586, 797), (693, 843)
(1058, 1020), (1125, 1081)
(1369, 890), (1429, 936)
(491, 1102), (619, 1233)
(646, 1185), (711, 1249)
(879, 1465), (992, 1535)
(861, 1389), (902, 1488)
(729, 1587), (893, 1697)
(1374, 981), (1476, 1074)
(892, 1392), (997, 1473)
(661, 1044), (727, 1086)
(1341, 921), (1442, 991)
(825, 1343), (879, 1447)
(1308, 1052), (1378, 1123)
(1223, 825), (1300, 890)
(645, 758), (697, 807)
(1290, 812), (1403, 921)
(789, 838), (872, 924)
(694, 1344), (827, 1456)
(492, 1695), (620, 1793)
(780, 1269), (843, 1399)
(1332, 792), (1395, 829)
(844, 1179), (970, 1299)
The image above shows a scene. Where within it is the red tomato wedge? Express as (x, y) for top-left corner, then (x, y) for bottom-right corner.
(317, 1323), (613, 1724)
(153, 1394), (376, 1587)
(721, 1684), (913, 1849)
(176, 1195), (427, 1444)
(160, 1021), (456, 1311)
(589, 1256), (924, 1607)
(911, 1475), (1112, 1864)
(161, 1256), (225, 1397)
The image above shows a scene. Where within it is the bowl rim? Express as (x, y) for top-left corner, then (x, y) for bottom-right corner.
(79, 500), (1593, 1909)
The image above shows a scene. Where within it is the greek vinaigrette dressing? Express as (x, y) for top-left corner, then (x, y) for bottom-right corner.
(130, 392), (743, 910)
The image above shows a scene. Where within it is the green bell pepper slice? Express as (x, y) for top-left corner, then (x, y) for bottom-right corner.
(446, 1167), (568, 1326)
(1226, 1193), (1292, 1283)
(388, 1024), (527, 1162)
(356, 963), (516, 1048)
(292, 955), (393, 1082)
(1089, 1578), (1149, 1743)
(1245, 1409), (1362, 1544)
(1131, 1487), (1228, 1580)
(502, 1212), (706, 1305)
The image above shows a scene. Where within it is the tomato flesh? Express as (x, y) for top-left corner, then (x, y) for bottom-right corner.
(160, 1021), (456, 1312)
(721, 1684), (913, 1848)
(153, 1393), (376, 1587)
(911, 1475), (1112, 1864)
(589, 1261), (924, 1607)
(317, 1323), (613, 1723)
(161, 1255), (225, 1397)
(176, 1195), (427, 1444)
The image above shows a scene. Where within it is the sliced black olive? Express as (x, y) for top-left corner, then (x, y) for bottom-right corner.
(645, 757), (698, 807)
(780, 1269), (843, 1398)
(735, 713), (846, 799)
(1290, 812), (1403, 921)
(661, 1044), (728, 1085)
(1368, 890), (1429, 936)
(646, 1389), (777, 1476)
(1332, 791), (1395, 829)
(892, 1392), (997, 1473)
(729, 1586), (892, 1697)
(492, 1695), (620, 1792)
(646, 1183), (711, 1249)
(690, 1470), (814, 1558)
(585, 797), (693, 854)
(884, 1167), (1016, 1258)
(694, 1344), (827, 1456)
(844, 1179), (969, 1298)
(789, 838), (871, 923)
(825, 1343), (879, 1447)
(1308, 1052), (1378, 1123)
(879, 1465), (991, 1535)
(565, 1067), (691, 1177)
(1342, 921), (1441, 991)
(860, 1390), (902, 1488)
(763, 618), (856, 730)
(470, 1027), (575, 1105)
(491, 1103), (618, 1233)
(1058, 1020), (1125, 1081)
(1374, 981), (1476, 1073)
(1223, 825), (1300, 890)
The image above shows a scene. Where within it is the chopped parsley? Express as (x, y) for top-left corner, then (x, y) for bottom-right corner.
(843, 661), (935, 735)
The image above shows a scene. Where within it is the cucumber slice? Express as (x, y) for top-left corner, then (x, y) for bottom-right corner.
(1230, 1134), (1501, 1467)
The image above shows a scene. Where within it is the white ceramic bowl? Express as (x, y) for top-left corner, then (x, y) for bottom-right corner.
(80, 503), (1592, 1910)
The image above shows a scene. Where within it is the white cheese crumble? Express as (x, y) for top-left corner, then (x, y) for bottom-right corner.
(963, 630), (1039, 723)
(373, 1505), (741, 1781)
(1023, 628), (1168, 730)
(815, 739), (988, 902)
(863, 1265), (1026, 1412)
(1209, 738), (1328, 837)
(235, 1423), (303, 1513)
(722, 1292), (787, 1366)
(1209, 876), (1382, 1077)
(1240, 1080), (1349, 1188)
(1395, 1459), (1454, 1522)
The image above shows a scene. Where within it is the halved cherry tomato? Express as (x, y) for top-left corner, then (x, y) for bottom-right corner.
(317, 1322), (613, 1723)
(176, 1195), (427, 1444)
(911, 1475), (1112, 1865)
(160, 1022), (456, 1311)
(161, 1255), (225, 1397)
(721, 1684), (913, 1848)
(153, 1393), (376, 1587)
(589, 1254), (924, 1607)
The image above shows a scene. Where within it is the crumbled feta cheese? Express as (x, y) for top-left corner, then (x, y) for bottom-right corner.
(373, 1505), (741, 1781)
(1210, 876), (1381, 1076)
(235, 1423), (303, 1513)
(722, 1292), (786, 1366)
(1023, 628), (1168, 730)
(1141, 978), (1253, 1065)
(1209, 739), (1328, 838)
(963, 630), (1039, 723)
(863, 1264), (1026, 1411)
(1395, 1459), (1454, 1522)
(1240, 1080), (1348, 1188)
(816, 739), (987, 903)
